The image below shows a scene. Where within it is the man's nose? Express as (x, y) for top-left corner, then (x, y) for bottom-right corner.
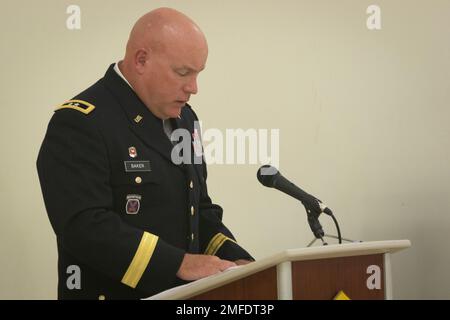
(184, 77), (198, 95)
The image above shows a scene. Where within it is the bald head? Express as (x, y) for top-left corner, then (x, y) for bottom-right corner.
(125, 8), (207, 58)
(120, 8), (208, 119)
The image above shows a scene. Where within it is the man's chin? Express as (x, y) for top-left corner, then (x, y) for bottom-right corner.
(169, 104), (185, 118)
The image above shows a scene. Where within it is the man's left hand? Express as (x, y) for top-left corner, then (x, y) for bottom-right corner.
(234, 259), (253, 266)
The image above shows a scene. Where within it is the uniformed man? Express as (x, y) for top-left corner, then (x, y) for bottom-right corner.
(37, 7), (253, 300)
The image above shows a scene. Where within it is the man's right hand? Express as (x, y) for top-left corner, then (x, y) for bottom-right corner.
(176, 253), (237, 281)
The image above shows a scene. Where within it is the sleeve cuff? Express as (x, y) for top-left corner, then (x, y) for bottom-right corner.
(121, 231), (186, 295)
(121, 231), (158, 288)
(204, 233), (236, 255)
(204, 233), (254, 262)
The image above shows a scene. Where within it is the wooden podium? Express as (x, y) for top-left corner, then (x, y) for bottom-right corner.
(147, 240), (411, 300)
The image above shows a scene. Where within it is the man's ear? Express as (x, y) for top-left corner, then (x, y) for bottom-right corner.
(135, 48), (149, 74)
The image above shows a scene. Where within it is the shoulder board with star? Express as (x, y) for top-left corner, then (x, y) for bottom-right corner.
(55, 100), (96, 115)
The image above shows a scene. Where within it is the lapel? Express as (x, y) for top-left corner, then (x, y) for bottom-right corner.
(174, 109), (204, 183)
(102, 64), (175, 164)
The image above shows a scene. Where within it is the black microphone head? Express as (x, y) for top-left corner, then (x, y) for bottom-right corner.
(257, 165), (280, 187)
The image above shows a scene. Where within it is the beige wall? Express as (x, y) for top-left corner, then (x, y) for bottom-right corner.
(1, 0), (449, 299)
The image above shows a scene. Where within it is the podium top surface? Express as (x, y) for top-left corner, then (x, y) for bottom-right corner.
(145, 239), (411, 300)
(282, 239), (411, 261)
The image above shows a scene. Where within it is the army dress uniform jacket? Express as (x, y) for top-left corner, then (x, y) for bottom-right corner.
(37, 64), (253, 300)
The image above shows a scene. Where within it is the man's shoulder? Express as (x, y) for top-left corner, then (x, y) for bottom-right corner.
(46, 78), (121, 138)
(55, 79), (111, 117)
(50, 74), (129, 134)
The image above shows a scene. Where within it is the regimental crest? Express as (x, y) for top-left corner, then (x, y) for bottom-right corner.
(125, 194), (141, 215)
(128, 146), (137, 158)
(134, 115), (143, 123)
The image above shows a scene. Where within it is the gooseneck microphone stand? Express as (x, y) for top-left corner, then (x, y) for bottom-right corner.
(305, 204), (360, 247)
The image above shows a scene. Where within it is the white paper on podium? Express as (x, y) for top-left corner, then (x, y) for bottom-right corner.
(144, 265), (244, 300)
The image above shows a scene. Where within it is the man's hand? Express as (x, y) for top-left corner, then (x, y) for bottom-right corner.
(234, 259), (253, 266)
(176, 254), (237, 281)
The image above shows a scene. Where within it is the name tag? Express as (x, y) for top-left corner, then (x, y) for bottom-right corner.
(124, 161), (151, 172)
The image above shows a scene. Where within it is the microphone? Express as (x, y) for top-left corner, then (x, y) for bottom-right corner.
(257, 165), (332, 239)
